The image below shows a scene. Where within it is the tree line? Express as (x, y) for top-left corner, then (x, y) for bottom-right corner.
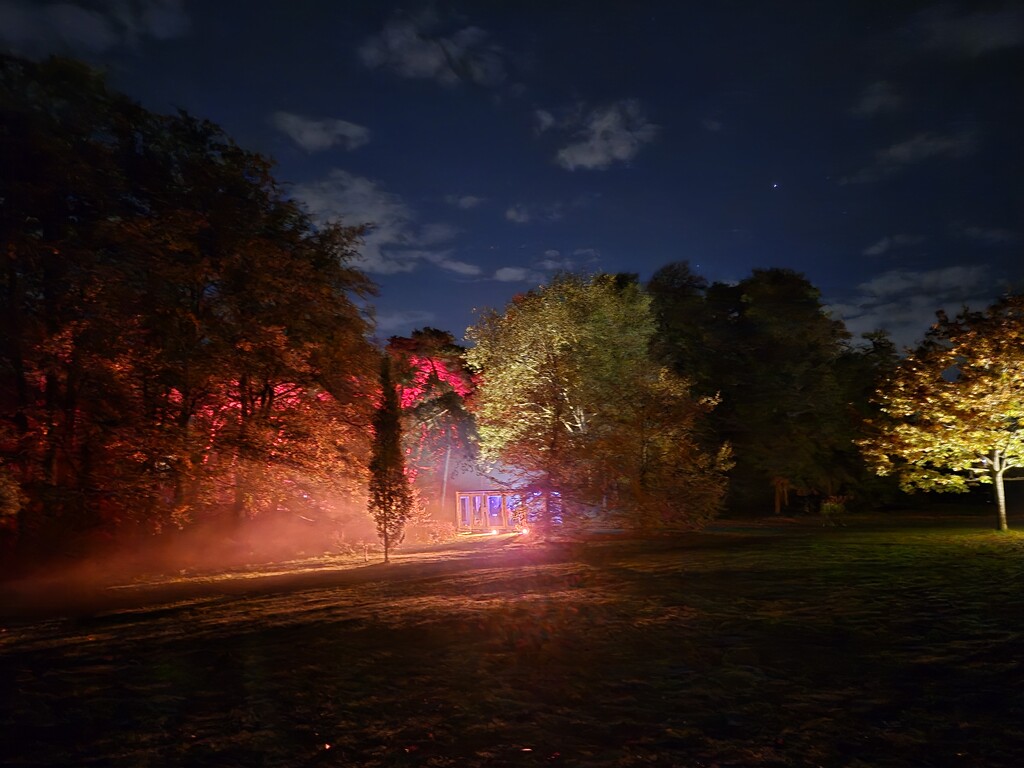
(1, 56), (379, 556)
(3, 56), (1022, 567)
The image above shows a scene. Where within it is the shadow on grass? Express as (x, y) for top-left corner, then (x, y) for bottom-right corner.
(3, 519), (1024, 767)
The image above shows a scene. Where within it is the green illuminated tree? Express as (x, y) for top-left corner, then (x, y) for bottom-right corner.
(368, 354), (414, 561)
(466, 273), (728, 531)
(861, 295), (1024, 531)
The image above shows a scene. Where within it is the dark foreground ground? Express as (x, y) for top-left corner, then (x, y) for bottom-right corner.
(2, 514), (1024, 767)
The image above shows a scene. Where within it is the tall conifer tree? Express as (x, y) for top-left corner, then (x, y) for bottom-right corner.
(368, 354), (413, 561)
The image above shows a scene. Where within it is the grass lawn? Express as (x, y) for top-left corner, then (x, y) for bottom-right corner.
(2, 514), (1024, 767)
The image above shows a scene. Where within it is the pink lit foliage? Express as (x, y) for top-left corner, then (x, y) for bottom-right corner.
(398, 355), (473, 409)
(386, 331), (478, 513)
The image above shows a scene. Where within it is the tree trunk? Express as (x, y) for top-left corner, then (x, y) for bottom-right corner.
(994, 467), (1008, 532)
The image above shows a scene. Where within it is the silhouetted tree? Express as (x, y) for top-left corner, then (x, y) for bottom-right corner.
(368, 354), (414, 561)
(650, 265), (859, 513)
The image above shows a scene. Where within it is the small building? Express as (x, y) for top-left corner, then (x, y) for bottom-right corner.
(455, 490), (524, 532)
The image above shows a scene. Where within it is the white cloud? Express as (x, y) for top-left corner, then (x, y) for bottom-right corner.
(357, 10), (504, 87)
(862, 234), (924, 256)
(828, 265), (994, 350)
(841, 131), (975, 184)
(850, 81), (903, 117)
(863, 237), (892, 257)
(913, 5), (1024, 57)
(536, 249), (573, 271)
(445, 194), (484, 209)
(962, 226), (1020, 245)
(505, 205), (531, 224)
(493, 266), (542, 283)
(270, 111), (369, 152)
(291, 169), (458, 275)
(375, 309), (436, 333)
(534, 109), (555, 133)
(554, 99), (658, 171)
(0, 0), (188, 55)
(418, 250), (482, 276)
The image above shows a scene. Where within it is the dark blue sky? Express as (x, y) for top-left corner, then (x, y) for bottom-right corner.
(3, 1), (1022, 348)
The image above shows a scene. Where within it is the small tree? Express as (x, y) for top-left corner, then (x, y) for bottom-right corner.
(861, 295), (1024, 531)
(368, 354), (414, 561)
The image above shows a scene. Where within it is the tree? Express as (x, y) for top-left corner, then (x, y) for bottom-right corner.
(466, 273), (728, 531)
(0, 55), (377, 549)
(861, 295), (1024, 531)
(386, 328), (476, 520)
(368, 354), (414, 561)
(651, 265), (857, 513)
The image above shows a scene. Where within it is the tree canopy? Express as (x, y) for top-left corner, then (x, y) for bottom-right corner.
(386, 328), (476, 520)
(649, 264), (874, 513)
(861, 295), (1024, 531)
(466, 273), (728, 531)
(1, 55), (377, 552)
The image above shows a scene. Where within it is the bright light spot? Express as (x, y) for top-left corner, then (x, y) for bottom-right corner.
(519, 527), (530, 536)
(772, 182), (779, 188)
(490, 529), (498, 535)
(324, 744), (331, 750)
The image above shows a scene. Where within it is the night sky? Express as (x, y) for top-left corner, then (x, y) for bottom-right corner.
(3, 1), (1022, 348)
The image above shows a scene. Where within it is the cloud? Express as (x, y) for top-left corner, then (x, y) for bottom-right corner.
(270, 111), (369, 152)
(536, 249), (574, 271)
(417, 250), (482, 276)
(572, 247), (601, 260)
(850, 81), (903, 117)
(357, 9), (504, 87)
(912, 4), (1024, 57)
(534, 109), (555, 133)
(961, 226), (1020, 245)
(862, 234), (925, 256)
(0, 0), (188, 55)
(374, 309), (436, 334)
(445, 194), (484, 209)
(553, 99), (658, 171)
(841, 131), (975, 184)
(827, 265), (995, 350)
(291, 169), (458, 275)
(493, 266), (543, 283)
(505, 205), (531, 224)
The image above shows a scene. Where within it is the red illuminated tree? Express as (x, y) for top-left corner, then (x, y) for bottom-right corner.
(0, 55), (377, 551)
(387, 328), (476, 518)
(368, 354), (414, 562)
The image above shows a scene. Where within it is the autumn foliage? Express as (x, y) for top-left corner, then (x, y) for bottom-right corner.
(1, 56), (377, 559)
(862, 295), (1024, 531)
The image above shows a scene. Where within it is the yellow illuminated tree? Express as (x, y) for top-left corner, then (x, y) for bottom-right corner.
(861, 295), (1024, 531)
(466, 273), (728, 531)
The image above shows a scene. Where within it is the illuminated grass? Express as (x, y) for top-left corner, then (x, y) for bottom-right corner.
(2, 516), (1023, 766)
